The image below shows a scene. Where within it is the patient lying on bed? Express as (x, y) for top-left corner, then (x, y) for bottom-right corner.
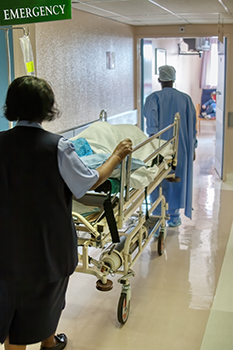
(69, 122), (173, 190)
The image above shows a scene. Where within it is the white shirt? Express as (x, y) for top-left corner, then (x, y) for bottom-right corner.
(16, 121), (99, 199)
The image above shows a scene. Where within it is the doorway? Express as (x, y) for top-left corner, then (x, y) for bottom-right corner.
(140, 36), (226, 180)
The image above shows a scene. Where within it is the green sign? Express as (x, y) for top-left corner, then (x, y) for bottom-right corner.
(0, 0), (72, 26)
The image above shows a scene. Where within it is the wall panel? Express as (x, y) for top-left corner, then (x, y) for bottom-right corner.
(35, 9), (135, 132)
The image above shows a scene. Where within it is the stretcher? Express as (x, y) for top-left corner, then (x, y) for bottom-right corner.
(71, 113), (180, 324)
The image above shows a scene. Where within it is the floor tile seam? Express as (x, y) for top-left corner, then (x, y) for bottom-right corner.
(210, 308), (233, 315)
(148, 288), (208, 298)
(187, 292), (215, 298)
(220, 187), (233, 191)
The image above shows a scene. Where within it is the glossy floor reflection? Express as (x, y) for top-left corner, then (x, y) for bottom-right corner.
(27, 122), (233, 350)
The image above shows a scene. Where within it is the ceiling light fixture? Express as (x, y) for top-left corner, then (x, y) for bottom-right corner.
(218, 0), (231, 15)
(72, 1), (131, 20)
(148, 0), (186, 20)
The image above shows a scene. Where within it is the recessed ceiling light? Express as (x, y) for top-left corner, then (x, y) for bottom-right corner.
(218, 0), (231, 15)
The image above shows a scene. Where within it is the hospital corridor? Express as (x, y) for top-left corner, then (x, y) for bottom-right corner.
(1, 2), (233, 350)
(24, 124), (233, 350)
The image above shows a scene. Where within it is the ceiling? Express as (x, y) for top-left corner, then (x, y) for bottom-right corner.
(71, 0), (233, 26)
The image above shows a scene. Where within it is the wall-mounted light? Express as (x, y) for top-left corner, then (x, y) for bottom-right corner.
(106, 51), (115, 69)
(155, 48), (167, 75)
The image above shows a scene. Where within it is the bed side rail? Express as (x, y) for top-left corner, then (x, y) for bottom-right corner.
(118, 113), (180, 228)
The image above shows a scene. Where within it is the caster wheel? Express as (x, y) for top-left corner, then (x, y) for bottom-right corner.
(96, 279), (113, 291)
(158, 231), (164, 256)
(117, 293), (130, 324)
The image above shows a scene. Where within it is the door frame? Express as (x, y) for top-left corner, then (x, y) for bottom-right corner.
(136, 29), (229, 181)
(215, 37), (227, 180)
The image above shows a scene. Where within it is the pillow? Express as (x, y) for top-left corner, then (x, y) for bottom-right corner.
(70, 138), (93, 157)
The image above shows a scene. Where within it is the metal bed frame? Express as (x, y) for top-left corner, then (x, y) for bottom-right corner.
(72, 113), (180, 324)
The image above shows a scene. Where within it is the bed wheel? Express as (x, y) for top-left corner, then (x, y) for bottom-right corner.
(117, 293), (130, 324)
(96, 279), (113, 291)
(158, 230), (164, 256)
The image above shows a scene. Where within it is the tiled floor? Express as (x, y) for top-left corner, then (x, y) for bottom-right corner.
(24, 122), (233, 350)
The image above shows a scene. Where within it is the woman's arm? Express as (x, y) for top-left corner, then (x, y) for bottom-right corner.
(90, 138), (132, 190)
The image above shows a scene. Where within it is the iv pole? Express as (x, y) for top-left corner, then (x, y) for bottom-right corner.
(0, 26), (30, 128)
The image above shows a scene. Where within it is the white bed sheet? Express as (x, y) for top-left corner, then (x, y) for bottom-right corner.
(70, 122), (173, 189)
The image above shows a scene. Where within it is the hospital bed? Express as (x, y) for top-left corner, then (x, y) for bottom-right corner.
(70, 113), (180, 324)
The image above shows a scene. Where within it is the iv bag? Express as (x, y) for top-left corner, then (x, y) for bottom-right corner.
(19, 35), (35, 76)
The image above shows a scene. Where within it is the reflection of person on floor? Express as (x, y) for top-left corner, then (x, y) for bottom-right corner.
(202, 92), (216, 119)
(0, 76), (132, 350)
(144, 65), (197, 227)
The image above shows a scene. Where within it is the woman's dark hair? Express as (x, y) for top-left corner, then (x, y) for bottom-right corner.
(3, 76), (60, 122)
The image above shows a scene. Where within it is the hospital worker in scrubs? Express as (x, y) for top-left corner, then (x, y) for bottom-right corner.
(0, 76), (132, 350)
(144, 65), (197, 227)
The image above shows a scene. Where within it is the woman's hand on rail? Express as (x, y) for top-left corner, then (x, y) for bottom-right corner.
(112, 138), (133, 161)
(89, 138), (132, 190)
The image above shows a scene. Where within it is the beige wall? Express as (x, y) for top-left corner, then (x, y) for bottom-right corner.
(135, 24), (233, 180)
(13, 9), (135, 133)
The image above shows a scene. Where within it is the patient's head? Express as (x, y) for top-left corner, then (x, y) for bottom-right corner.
(4, 76), (60, 123)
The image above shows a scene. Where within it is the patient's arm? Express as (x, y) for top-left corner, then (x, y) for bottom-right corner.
(90, 138), (132, 190)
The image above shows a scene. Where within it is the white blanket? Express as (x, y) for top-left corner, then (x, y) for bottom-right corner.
(70, 122), (173, 189)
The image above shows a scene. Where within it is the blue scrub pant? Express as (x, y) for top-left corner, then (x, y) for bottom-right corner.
(150, 182), (180, 225)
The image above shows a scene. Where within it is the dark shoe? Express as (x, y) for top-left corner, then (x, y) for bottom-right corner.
(40, 333), (67, 350)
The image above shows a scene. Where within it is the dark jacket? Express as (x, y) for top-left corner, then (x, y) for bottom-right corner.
(0, 126), (78, 285)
